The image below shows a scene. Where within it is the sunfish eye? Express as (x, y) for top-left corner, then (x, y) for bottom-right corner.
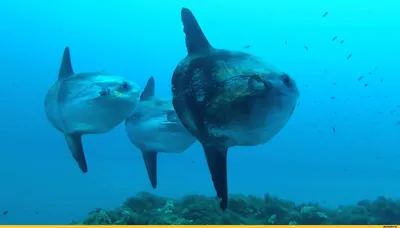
(120, 81), (131, 90)
(99, 88), (110, 96)
(167, 110), (179, 122)
(281, 73), (292, 87)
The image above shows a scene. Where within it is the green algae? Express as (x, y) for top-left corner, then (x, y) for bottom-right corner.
(73, 192), (400, 225)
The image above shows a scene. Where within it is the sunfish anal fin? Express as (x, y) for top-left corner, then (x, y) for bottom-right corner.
(140, 76), (155, 101)
(64, 133), (88, 173)
(181, 8), (213, 55)
(203, 145), (228, 210)
(141, 150), (158, 189)
(58, 46), (74, 79)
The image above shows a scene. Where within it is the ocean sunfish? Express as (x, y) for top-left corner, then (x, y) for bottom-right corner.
(44, 46), (141, 173)
(125, 76), (196, 188)
(170, 8), (300, 210)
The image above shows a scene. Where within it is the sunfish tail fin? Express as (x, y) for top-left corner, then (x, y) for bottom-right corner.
(181, 8), (213, 55)
(203, 145), (228, 210)
(141, 150), (158, 189)
(64, 133), (88, 173)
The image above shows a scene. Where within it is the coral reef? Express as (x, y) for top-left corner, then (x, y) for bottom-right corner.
(73, 192), (400, 225)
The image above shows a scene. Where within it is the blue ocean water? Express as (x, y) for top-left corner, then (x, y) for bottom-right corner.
(0, 0), (399, 224)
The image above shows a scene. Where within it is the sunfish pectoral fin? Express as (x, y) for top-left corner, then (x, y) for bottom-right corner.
(181, 8), (213, 55)
(64, 133), (88, 173)
(141, 150), (158, 189)
(58, 46), (74, 79)
(203, 145), (228, 211)
(140, 76), (155, 101)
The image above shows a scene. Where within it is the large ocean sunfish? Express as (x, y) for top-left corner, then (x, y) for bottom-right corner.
(171, 8), (300, 210)
(125, 76), (196, 188)
(45, 47), (141, 173)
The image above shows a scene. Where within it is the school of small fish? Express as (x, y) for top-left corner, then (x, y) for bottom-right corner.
(242, 11), (393, 134)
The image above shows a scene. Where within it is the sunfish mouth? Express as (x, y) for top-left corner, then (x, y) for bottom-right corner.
(99, 89), (123, 97)
(113, 91), (122, 97)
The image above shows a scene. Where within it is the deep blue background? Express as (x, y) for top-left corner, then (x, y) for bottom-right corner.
(0, 0), (399, 224)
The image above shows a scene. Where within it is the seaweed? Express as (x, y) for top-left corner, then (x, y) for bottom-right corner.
(73, 192), (400, 225)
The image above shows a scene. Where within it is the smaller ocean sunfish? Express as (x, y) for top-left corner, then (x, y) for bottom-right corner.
(44, 47), (141, 173)
(125, 76), (196, 189)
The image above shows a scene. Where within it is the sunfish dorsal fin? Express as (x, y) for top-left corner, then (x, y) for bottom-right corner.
(181, 8), (213, 55)
(140, 76), (155, 101)
(58, 46), (74, 79)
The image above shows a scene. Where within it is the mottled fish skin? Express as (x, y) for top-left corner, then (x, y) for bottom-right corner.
(171, 8), (300, 211)
(44, 47), (141, 173)
(172, 49), (299, 148)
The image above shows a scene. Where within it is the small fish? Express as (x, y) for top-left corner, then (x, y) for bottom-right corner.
(285, 40), (287, 44)
(340, 40), (344, 44)
(357, 76), (364, 81)
(322, 12), (328, 17)
(332, 127), (336, 132)
(396, 121), (400, 125)
(364, 83), (369, 87)
(347, 53), (352, 59)
(243, 45), (250, 49)
(332, 36), (338, 41)
(304, 45), (309, 51)
(332, 82), (337, 86)
(380, 78), (383, 83)
(2, 211), (8, 216)
(330, 96), (336, 100)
